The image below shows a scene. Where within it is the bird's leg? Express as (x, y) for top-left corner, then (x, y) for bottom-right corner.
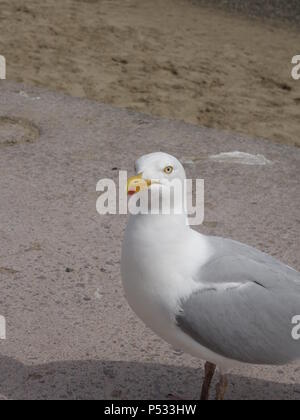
(215, 374), (228, 401)
(200, 362), (216, 400)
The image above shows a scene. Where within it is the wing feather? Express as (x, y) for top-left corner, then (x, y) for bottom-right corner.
(176, 253), (300, 365)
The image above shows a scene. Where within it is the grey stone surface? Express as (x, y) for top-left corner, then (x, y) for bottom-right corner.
(0, 81), (299, 400)
(195, 0), (300, 25)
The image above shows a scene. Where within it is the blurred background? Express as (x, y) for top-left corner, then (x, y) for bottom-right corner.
(1, 0), (299, 146)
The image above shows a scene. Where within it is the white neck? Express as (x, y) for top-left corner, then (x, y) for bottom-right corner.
(128, 213), (190, 239)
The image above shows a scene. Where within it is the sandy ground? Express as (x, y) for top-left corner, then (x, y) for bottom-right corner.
(0, 82), (299, 400)
(0, 0), (300, 146)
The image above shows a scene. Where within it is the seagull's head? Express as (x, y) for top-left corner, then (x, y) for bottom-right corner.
(127, 152), (187, 215)
(127, 152), (186, 195)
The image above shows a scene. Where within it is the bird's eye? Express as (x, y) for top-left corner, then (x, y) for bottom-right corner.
(164, 165), (174, 175)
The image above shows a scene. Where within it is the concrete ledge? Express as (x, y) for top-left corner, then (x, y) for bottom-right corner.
(0, 82), (299, 399)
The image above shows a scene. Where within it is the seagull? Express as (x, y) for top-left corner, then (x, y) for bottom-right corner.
(121, 152), (300, 400)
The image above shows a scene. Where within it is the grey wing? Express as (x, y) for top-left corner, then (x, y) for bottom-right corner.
(206, 236), (300, 288)
(176, 255), (300, 365)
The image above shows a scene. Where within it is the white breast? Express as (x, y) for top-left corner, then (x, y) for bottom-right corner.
(121, 215), (214, 352)
(121, 214), (245, 369)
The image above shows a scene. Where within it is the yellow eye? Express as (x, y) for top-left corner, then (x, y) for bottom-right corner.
(164, 165), (174, 175)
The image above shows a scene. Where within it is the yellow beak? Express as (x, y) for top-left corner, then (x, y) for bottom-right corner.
(127, 173), (151, 196)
